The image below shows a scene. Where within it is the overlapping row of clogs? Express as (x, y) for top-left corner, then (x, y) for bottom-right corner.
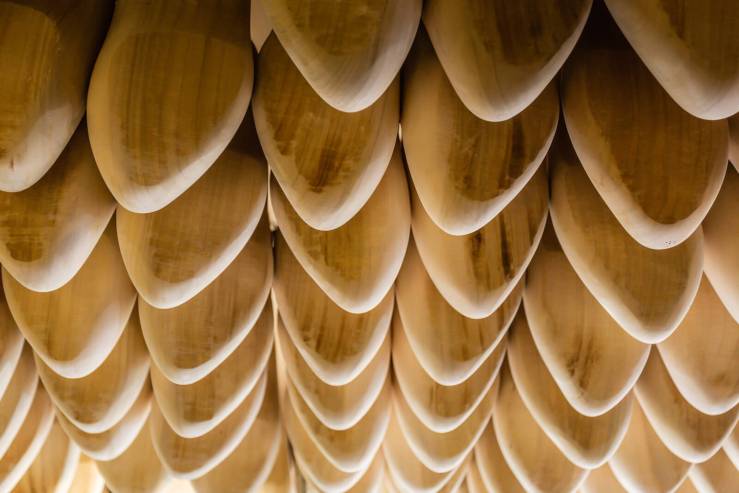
(0, 0), (737, 492)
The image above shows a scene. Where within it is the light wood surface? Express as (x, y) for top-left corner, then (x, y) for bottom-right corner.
(55, 382), (152, 461)
(35, 311), (149, 434)
(116, 116), (268, 309)
(0, 0), (111, 192)
(254, 33), (399, 231)
(0, 346), (38, 461)
(87, 0), (253, 213)
(474, 422), (526, 493)
(0, 291), (25, 401)
(96, 419), (169, 493)
(610, 401), (692, 493)
(260, 0), (420, 112)
(580, 464), (627, 493)
(412, 165), (547, 319)
(492, 366), (587, 493)
(604, 0), (739, 120)
(466, 459), (488, 493)
(635, 350), (738, 463)
(335, 452), (384, 493)
(658, 276), (739, 415)
(274, 233), (392, 386)
(67, 455), (105, 493)
(3, 223), (137, 379)
(139, 218), (272, 385)
(523, 222), (650, 416)
(276, 318), (390, 431)
(725, 427), (739, 469)
(702, 167), (739, 323)
(0, 123), (115, 292)
(549, 127), (703, 343)
(11, 423), (79, 493)
(423, 0), (591, 121)
(402, 28), (557, 235)
(259, 436), (296, 493)
(271, 145), (410, 314)
(150, 303), (273, 438)
(690, 449), (738, 493)
(392, 311), (505, 433)
(562, 5), (728, 250)
(396, 238), (519, 386)
(730, 115), (739, 171)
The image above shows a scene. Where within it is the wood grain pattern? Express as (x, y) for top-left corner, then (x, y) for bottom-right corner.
(260, 0), (420, 112)
(3, 223), (137, 378)
(0, 123), (115, 292)
(523, 223), (649, 416)
(549, 128), (703, 343)
(0, 0), (111, 192)
(402, 28), (557, 235)
(0, 347), (38, 461)
(580, 464), (627, 493)
(562, 7), (728, 249)
(259, 436), (296, 493)
(255, 33), (399, 231)
(411, 165), (547, 319)
(610, 401), (692, 493)
(271, 145), (410, 313)
(474, 422), (526, 493)
(66, 455), (105, 493)
(116, 116), (268, 309)
(689, 449), (738, 493)
(726, 427), (739, 469)
(423, 0), (591, 121)
(11, 423), (79, 493)
(0, 290), (25, 401)
(730, 115), (739, 171)
(87, 0), (253, 213)
(635, 350), (738, 463)
(274, 233), (391, 386)
(36, 312), (149, 434)
(604, 0), (739, 119)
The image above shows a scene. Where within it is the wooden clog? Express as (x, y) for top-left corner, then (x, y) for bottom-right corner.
(395, 238), (519, 386)
(523, 222), (649, 416)
(604, 0), (739, 119)
(36, 311), (149, 434)
(87, 0), (253, 213)
(260, 0), (420, 112)
(116, 117), (268, 309)
(402, 28), (558, 235)
(549, 128), (703, 343)
(0, 347), (38, 461)
(0, 0), (111, 192)
(0, 291), (25, 400)
(690, 449), (738, 493)
(271, 145), (410, 313)
(423, 0), (591, 121)
(474, 422), (526, 493)
(254, 33), (400, 230)
(634, 351), (739, 463)
(3, 222), (137, 378)
(0, 123), (115, 292)
(562, 5), (728, 249)
(274, 233), (392, 386)
(412, 165), (547, 319)
(12, 423), (79, 493)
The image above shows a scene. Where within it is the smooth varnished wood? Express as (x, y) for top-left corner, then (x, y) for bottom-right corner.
(610, 401), (692, 493)
(259, 436), (296, 493)
(0, 347), (38, 460)
(67, 455), (105, 493)
(150, 302), (273, 438)
(139, 215), (272, 385)
(250, 0), (271, 51)
(492, 366), (587, 493)
(333, 452), (384, 493)
(726, 427), (739, 469)
(412, 165), (547, 319)
(392, 311), (505, 433)
(260, 0), (420, 112)
(604, 0), (739, 119)
(12, 423), (79, 493)
(466, 459), (488, 493)
(0, 290), (25, 401)
(87, 0), (253, 213)
(254, 34), (399, 231)
(116, 117), (267, 309)
(562, 7), (728, 249)
(635, 351), (738, 463)
(580, 464), (627, 493)
(396, 238), (519, 386)
(507, 311), (632, 468)
(423, 0), (591, 121)
(36, 312), (149, 434)
(271, 146), (410, 314)
(0, 124), (115, 292)
(0, 0), (111, 192)
(274, 233), (392, 386)
(730, 115), (739, 171)
(3, 223), (137, 378)
(276, 319), (390, 430)
(523, 223), (650, 416)
(96, 419), (169, 493)
(702, 167), (739, 323)
(690, 449), (738, 493)
(474, 422), (526, 493)
(658, 276), (739, 415)
(56, 382), (152, 461)
(402, 28), (557, 235)
(549, 128), (703, 343)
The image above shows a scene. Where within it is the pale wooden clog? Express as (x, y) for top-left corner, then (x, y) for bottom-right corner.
(12, 423), (79, 493)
